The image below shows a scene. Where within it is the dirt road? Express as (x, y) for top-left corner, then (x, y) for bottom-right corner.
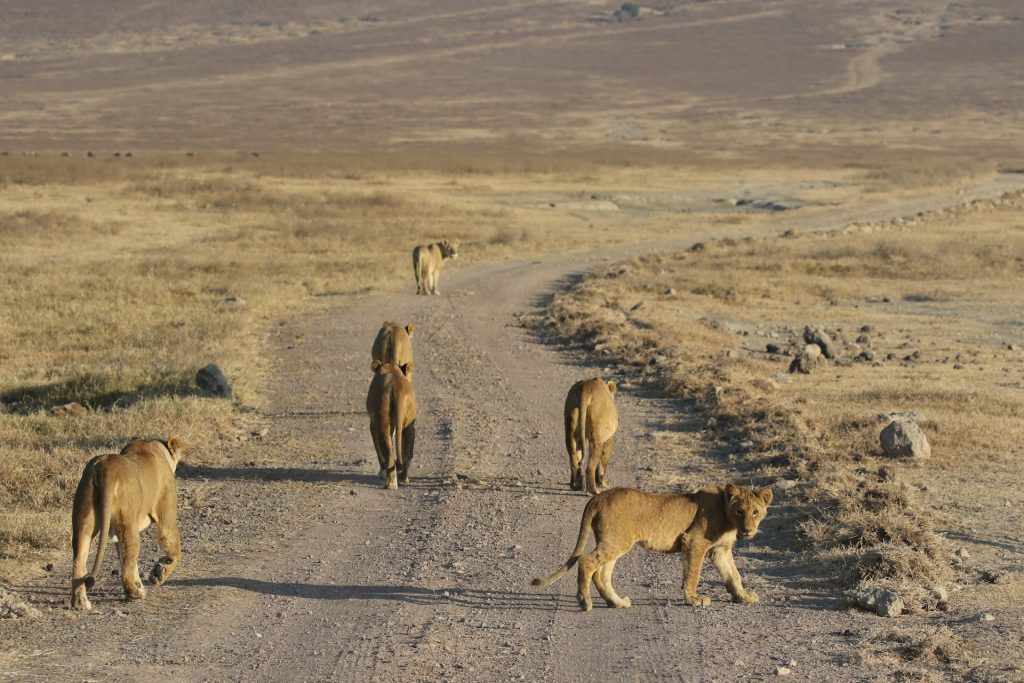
(4, 177), (1024, 682)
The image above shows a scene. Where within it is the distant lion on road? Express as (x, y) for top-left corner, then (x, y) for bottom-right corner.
(413, 240), (459, 295)
(564, 377), (618, 495)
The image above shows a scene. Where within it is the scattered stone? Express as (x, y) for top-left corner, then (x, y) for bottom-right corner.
(954, 547), (971, 560)
(775, 666), (792, 676)
(856, 350), (875, 362)
(630, 300), (646, 311)
(1008, 343), (1019, 351)
(976, 612), (995, 622)
(979, 569), (1012, 584)
(850, 586), (904, 617)
(881, 411), (926, 424)
(877, 465), (897, 482)
(766, 343), (782, 354)
(217, 296), (246, 309)
(856, 334), (871, 345)
(880, 420), (931, 459)
(786, 659), (797, 667)
(953, 363), (964, 370)
(49, 402), (87, 416)
(0, 589), (41, 620)
(930, 585), (949, 604)
(690, 242), (705, 252)
(251, 427), (269, 439)
(803, 326), (836, 359)
(860, 325), (874, 333)
(789, 344), (824, 374)
(349, 489), (358, 496)
(196, 364), (234, 400)
(774, 478), (798, 491)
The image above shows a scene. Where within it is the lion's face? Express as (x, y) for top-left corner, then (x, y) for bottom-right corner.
(442, 240), (459, 259)
(725, 484), (773, 539)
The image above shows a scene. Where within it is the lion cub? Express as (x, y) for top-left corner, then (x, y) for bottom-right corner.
(71, 437), (185, 610)
(367, 360), (418, 489)
(372, 321), (415, 368)
(412, 240), (459, 295)
(564, 377), (619, 494)
(533, 484), (773, 611)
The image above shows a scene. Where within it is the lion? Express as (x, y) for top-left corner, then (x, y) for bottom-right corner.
(71, 437), (185, 610)
(532, 484), (773, 611)
(564, 377), (619, 495)
(367, 360), (418, 489)
(372, 321), (415, 369)
(412, 240), (459, 295)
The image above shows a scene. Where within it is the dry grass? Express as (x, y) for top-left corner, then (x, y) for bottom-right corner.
(542, 190), (1024, 613)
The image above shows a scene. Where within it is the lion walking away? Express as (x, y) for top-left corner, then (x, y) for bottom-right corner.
(71, 437), (186, 610)
(564, 377), (618, 495)
(412, 240), (459, 295)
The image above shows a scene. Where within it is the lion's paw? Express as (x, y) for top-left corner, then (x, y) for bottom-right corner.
(686, 594), (711, 607)
(734, 590), (759, 604)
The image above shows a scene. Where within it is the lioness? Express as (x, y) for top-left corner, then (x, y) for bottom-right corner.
(367, 360), (418, 489)
(371, 321), (415, 369)
(533, 484), (773, 611)
(412, 240), (459, 295)
(564, 377), (618, 495)
(71, 437), (185, 610)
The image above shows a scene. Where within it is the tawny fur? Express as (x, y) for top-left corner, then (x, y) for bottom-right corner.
(532, 484), (773, 611)
(412, 240), (459, 295)
(564, 377), (618, 495)
(371, 321), (415, 370)
(70, 437), (185, 610)
(366, 360), (418, 489)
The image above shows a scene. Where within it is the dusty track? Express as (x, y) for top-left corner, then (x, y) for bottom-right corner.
(3, 178), (1023, 682)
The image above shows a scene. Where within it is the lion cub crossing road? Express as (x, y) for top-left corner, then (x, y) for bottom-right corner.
(533, 484), (773, 611)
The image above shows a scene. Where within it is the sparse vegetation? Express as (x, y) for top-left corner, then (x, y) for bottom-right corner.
(542, 190), (1024, 617)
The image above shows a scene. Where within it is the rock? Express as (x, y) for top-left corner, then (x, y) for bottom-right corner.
(803, 326), (836, 359)
(217, 296), (246, 308)
(954, 547), (971, 560)
(49, 402), (87, 416)
(774, 478), (798, 491)
(630, 300), (646, 311)
(1008, 343), (1019, 351)
(775, 666), (792, 676)
(931, 585), (949, 603)
(251, 427), (269, 439)
(664, 287), (676, 296)
(856, 350), (875, 362)
(0, 589), (41, 620)
(976, 612), (995, 622)
(856, 334), (871, 345)
(196, 364), (234, 400)
(766, 343), (782, 354)
(879, 420), (931, 459)
(850, 586), (904, 617)
(789, 344), (824, 374)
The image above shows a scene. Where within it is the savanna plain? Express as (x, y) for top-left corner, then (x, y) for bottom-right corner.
(1, 0), (1024, 681)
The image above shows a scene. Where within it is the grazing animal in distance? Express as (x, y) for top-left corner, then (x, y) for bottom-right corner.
(366, 360), (418, 489)
(71, 437), (186, 610)
(412, 240), (459, 295)
(371, 321), (415, 370)
(564, 377), (618, 494)
(533, 484), (773, 611)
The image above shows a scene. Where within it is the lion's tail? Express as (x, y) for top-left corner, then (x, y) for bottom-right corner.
(85, 467), (114, 589)
(531, 496), (599, 587)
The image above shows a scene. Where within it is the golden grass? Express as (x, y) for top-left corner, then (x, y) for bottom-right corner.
(543, 190), (1024, 611)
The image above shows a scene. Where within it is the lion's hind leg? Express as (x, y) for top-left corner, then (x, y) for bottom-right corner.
(565, 407), (583, 490)
(118, 523), (146, 601)
(576, 545), (619, 612)
(594, 555), (631, 608)
(70, 511), (95, 610)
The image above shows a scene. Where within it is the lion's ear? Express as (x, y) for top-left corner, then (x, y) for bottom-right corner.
(371, 360), (383, 372)
(405, 324), (415, 337)
(166, 436), (184, 459)
(758, 487), (773, 506)
(725, 482), (740, 500)
(607, 381), (617, 395)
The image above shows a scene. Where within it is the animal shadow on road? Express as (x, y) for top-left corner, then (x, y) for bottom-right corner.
(178, 463), (383, 487)
(175, 578), (578, 611)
